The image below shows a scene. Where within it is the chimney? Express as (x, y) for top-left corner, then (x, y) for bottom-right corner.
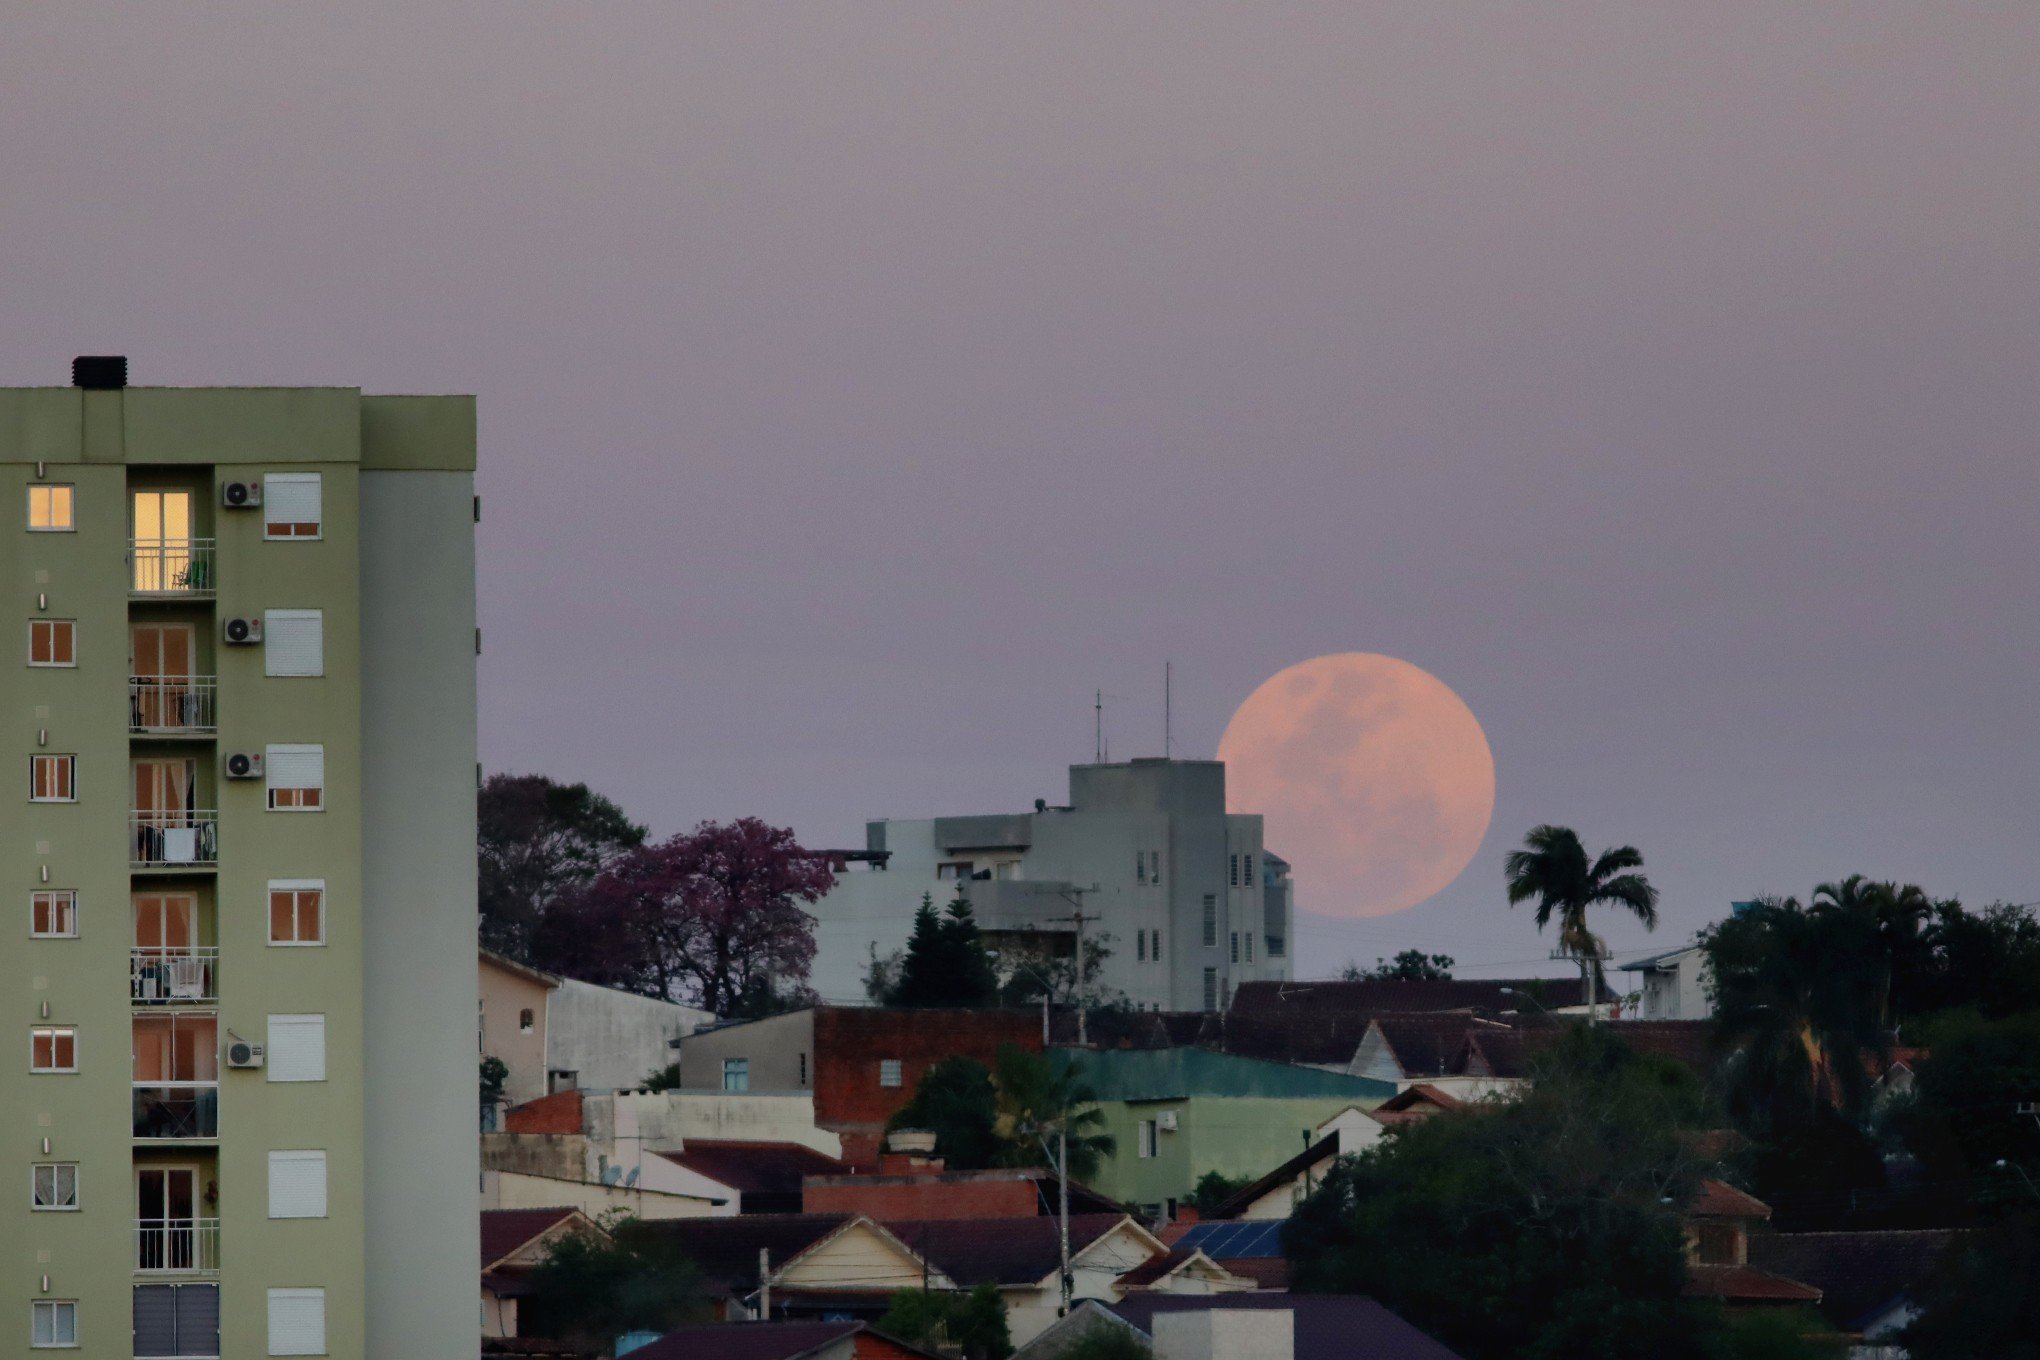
(1152, 1309), (1293, 1360)
(71, 356), (127, 390)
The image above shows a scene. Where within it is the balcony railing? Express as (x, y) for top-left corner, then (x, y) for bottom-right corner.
(130, 678), (217, 735)
(131, 949), (219, 1005)
(135, 1218), (221, 1275)
(130, 812), (219, 868)
(131, 538), (216, 596)
(133, 1084), (219, 1140)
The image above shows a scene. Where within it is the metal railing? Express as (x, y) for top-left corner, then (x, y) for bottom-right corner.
(132, 1084), (219, 1139)
(135, 1218), (221, 1275)
(131, 538), (216, 596)
(130, 812), (218, 868)
(131, 949), (219, 1004)
(130, 677), (217, 734)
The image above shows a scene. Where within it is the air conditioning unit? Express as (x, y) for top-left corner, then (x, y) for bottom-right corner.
(224, 751), (264, 780)
(221, 480), (263, 508)
(1157, 1110), (1179, 1132)
(225, 1035), (265, 1069)
(223, 617), (263, 645)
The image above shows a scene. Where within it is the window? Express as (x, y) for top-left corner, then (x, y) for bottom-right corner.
(879, 1059), (903, 1088)
(30, 1027), (76, 1072)
(267, 882), (324, 946)
(1137, 1120), (1157, 1159)
(1267, 934), (1285, 958)
(1243, 854), (1254, 884)
(1152, 929), (1162, 959)
(266, 1288), (326, 1355)
(265, 745), (324, 811)
(264, 610), (324, 677)
(722, 1058), (749, 1093)
(798, 1053), (808, 1087)
(936, 861), (971, 881)
(31, 1163), (78, 1210)
(1149, 850), (1161, 884)
(28, 620), (75, 667)
(268, 1151), (328, 1219)
(30, 755), (75, 802)
(133, 1284), (218, 1359)
(266, 1015), (326, 1083)
(1201, 895), (1217, 947)
(1695, 1223), (1740, 1266)
(1136, 930), (1146, 963)
(1135, 854), (1146, 885)
(27, 485), (74, 532)
(1230, 932), (1239, 964)
(518, 1009), (535, 1033)
(31, 891), (77, 938)
(30, 1300), (77, 1348)
(1202, 968), (1218, 1012)
(1245, 933), (1255, 964)
(263, 474), (322, 540)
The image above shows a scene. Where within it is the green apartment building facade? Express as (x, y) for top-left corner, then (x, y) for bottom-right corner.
(2, 364), (478, 1358)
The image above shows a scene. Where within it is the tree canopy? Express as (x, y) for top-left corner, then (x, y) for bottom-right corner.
(886, 890), (1002, 1008)
(878, 1283), (1012, 1360)
(1504, 824), (1659, 1008)
(1342, 949), (1455, 982)
(886, 1054), (1002, 1168)
(991, 1044), (1116, 1181)
(522, 1215), (704, 1348)
(478, 772), (645, 963)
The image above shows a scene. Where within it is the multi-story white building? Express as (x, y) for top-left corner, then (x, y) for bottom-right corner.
(811, 758), (1293, 1012)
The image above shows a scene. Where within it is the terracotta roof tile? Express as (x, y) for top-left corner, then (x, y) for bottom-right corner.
(1682, 1264), (1823, 1303)
(1690, 1179), (1772, 1220)
(481, 1207), (583, 1270)
(502, 1089), (584, 1135)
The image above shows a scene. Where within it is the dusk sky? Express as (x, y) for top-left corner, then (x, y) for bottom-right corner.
(8, 5), (2036, 981)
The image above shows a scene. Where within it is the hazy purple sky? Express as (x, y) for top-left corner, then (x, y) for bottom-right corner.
(8, 5), (2037, 980)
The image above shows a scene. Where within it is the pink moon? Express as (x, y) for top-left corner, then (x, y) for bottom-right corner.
(1217, 653), (1497, 920)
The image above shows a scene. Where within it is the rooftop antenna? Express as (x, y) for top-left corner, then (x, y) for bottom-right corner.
(1095, 689), (1103, 763)
(1164, 661), (1173, 759)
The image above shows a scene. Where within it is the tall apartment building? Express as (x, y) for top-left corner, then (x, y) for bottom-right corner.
(3, 360), (478, 1358)
(810, 758), (1293, 1012)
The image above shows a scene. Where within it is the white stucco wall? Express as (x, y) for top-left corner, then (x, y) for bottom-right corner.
(547, 978), (710, 1092)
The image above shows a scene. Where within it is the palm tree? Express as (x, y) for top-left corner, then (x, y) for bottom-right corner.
(1504, 824), (1660, 1021)
(990, 1044), (1115, 1181)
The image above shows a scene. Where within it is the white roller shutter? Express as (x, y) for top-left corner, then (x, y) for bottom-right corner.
(268, 1151), (327, 1218)
(266, 1015), (326, 1083)
(263, 611), (324, 677)
(266, 1288), (326, 1356)
(265, 745), (325, 803)
(263, 474), (322, 537)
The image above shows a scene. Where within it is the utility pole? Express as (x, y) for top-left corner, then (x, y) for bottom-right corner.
(758, 1247), (771, 1320)
(1040, 990), (1050, 1046)
(1050, 897), (1095, 1047)
(1057, 1126), (1072, 1315)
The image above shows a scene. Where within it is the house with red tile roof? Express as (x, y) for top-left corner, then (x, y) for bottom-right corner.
(480, 1207), (604, 1340)
(1680, 1180), (1825, 1311)
(1749, 1229), (1959, 1349)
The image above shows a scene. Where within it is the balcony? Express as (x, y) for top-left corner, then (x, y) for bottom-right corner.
(131, 949), (218, 1005)
(133, 1084), (218, 1140)
(135, 1218), (221, 1276)
(130, 539), (216, 597)
(130, 678), (217, 735)
(131, 812), (218, 869)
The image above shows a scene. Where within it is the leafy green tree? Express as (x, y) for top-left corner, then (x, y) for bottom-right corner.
(995, 927), (1117, 1009)
(992, 1044), (1116, 1182)
(1504, 825), (1659, 1012)
(1714, 1309), (1847, 1360)
(888, 890), (1001, 1008)
(887, 1056), (1001, 1168)
(522, 1214), (704, 1348)
(1054, 1325), (1154, 1360)
(1341, 950), (1455, 982)
(1285, 1025), (1719, 1360)
(479, 1055), (508, 1108)
(479, 773), (647, 963)
(878, 1283), (1012, 1360)
(1900, 1212), (2040, 1359)
(1917, 900), (2040, 1021)
(1891, 1010), (2040, 1185)
(1189, 1170), (1253, 1215)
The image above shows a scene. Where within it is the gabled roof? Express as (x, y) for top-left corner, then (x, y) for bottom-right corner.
(481, 1207), (595, 1272)
(1683, 1264), (1823, 1304)
(884, 1214), (1155, 1286)
(653, 1141), (848, 1194)
(1617, 942), (1704, 972)
(1210, 1132), (1340, 1220)
(627, 1320), (946, 1360)
(1362, 1015), (1509, 1078)
(479, 947), (561, 989)
(1747, 1230), (1960, 1331)
(1113, 1247), (1250, 1292)
(634, 1214), (858, 1297)
(1690, 1178), (1771, 1220)
(1109, 1293), (1469, 1360)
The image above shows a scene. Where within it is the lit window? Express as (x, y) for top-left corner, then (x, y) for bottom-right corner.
(28, 620), (76, 667)
(722, 1058), (749, 1093)
(265, 745), (324, 811)
(31, 891), (77, 938)
(30, 755), (76, 802)
(263, 474), (322, 540)
(27, 485), (74, 532)
(267, 882), (325, 946)
(879, 1059), (903, 1088)
(31, 1163), (78, 1210)
(31, 1300), (77, 1348)
(31, 1026), (77, 1072)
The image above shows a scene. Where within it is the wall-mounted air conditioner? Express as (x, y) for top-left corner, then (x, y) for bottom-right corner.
(223, 617), (263, 645)
(224, 752), (264, 780)
(221, 481), (264, 508)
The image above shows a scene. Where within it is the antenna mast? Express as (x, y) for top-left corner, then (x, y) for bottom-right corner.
(1164, 661), (1172, 759)
(1094, 689), (1103, 763)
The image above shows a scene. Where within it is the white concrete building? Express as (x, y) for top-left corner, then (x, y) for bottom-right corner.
(810, 758), (1293, 1012)
(1617, 939), (1714, 1021)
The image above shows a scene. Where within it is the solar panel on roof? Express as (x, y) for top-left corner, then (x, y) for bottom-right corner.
(1178, 1220), (1284, 1258)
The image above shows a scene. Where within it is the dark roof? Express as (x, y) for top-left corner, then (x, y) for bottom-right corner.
(1232, 978), (1585, 1015)
(1173, 1221), (1287, 1260)
(1367, 1016), (1499, 1077)
(1690, 1179), (1772, 1220)
(1682, 1265), (1823, 1303)
(1110, 1293), (1468, 1360)
(1211, 1132), (1340, 1220)
(1223, 1256), (1291, 1289)
(654, 1141), (849, 1194)
(634, 1214), (855, 1297)
(481, 1207), (583, 1270)
(885, 1214), (1135, 1286)
(1463, 1020), (1717, 1079)
(628, 1321), (944, 1360)
(1115, 1248), (1198, 1289)
(1748, 1231), (1960, 1331)
(1370, 1084), (1470, 1125)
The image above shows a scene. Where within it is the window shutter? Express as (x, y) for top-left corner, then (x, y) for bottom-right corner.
(264, 474), (322, 532)
(263, 611), (324, 677)
(265, 745), (325, 794)
(177, 1284), (220, 1356)
(267, 1288), (326, 1355)
(267, 1015), (326, 1083)
(268, 1151), (328, 1218)
(134, 1285), (179, 1356)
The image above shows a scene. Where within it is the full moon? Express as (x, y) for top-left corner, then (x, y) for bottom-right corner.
(1217, 653), (1496, 920)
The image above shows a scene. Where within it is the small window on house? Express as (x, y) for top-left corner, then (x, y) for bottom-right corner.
(1149, 850), (1162, 884)
(263, 611), (324, 677)
(936, 861), (972, 881)
(1201, 895), (1217, 947)
(1202, 968), (1218, 1012)
(31, 1163), (78, 1210)
(31, 1026), (77, 1072)
(1137, 1120), (1157, 1158)
(28, 620), (76, 667)
(879, 1059), (903, 1088)
(722, 1058), (749, 1093)
(267, 1151), (328, 1219)
(31, 891), (78, 938)
(263, 474), (322, 540)
(30, 755), (75, 802)
(266, 1015), (326, 1083)
(265, 745), (324, 811)
(518, 1009), (535, 1033)
(1695, 1222), (1740, 1266)
(267, 882), (325, 946)
(266, 1287), (326, 1355)
(30, 1299), (77, 1348)
(27, 485), (74, 532)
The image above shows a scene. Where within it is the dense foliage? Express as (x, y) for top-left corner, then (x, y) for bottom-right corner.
(884, 891), (1002, 1008)
(1504, 824), (1659, 1003)
(522, 1216), (703, 1347)
(1189, 1170), (1254, 1215)
(886, 1055), (1002, 1167)
(1342, 949), (1456, 982)
(478, 773), (645, 962)
(1900, 1212), (2040, 1359)
(878, 1283), (1012, 1360)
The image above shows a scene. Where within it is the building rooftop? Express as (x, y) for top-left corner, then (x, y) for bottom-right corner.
(627, 1321), (943, 1360)
(481, 1207), (585, 1271)
(653, 1141), (849, 1196)
(1109, 1293), (1469, 1360)
(1747, 1230), (1960, 1331)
